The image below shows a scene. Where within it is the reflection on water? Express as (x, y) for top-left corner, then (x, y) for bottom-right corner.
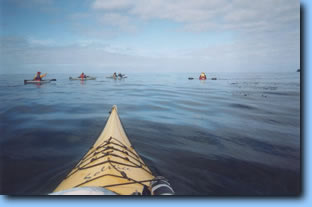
(0, 72), (300, 195)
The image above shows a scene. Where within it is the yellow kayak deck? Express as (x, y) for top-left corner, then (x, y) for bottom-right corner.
(54, 105), (155, 195)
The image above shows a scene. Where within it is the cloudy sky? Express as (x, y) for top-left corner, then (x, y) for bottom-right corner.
(0, 0), (300, 74)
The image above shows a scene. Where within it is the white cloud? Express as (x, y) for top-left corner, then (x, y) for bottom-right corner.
(0, 34), (299, 74)
(6, 0), (54, 8)
(28, 38), (56, 47)
(90, 0), (299, 33)
(30, 0), (53, 5)
(0, 1), (300, 73)
(92, 0), (134, 10)
(96, 13), (137, 32)
(89, 0), (299, 66)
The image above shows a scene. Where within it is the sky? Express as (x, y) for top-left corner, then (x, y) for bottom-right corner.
(0, 0), (300, 74)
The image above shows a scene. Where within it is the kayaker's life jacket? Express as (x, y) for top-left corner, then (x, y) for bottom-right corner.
(80, 74), (85, 78)
(35, 73), (41, 81)
(199, 73), (206, 80)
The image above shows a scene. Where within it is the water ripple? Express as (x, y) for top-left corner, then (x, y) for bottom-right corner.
(0, 72), (300, 195)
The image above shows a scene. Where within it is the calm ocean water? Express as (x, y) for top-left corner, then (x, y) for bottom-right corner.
(0, 72), (300, 195)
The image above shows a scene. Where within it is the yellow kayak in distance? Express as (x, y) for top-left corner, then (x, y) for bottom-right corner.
(54, 105), (155, 195)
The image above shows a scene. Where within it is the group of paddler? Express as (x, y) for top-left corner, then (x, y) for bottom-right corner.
(31, 72), (211, 82)
(26, 72), (128, 83)
(112, 72), (127, 79)
(32, 72), (90, 81)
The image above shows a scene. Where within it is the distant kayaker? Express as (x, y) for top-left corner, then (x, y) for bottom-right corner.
(113, 72), (117, 78)
(199, 72), (207, 80)
(33, 72), (47, 81)
(79, 72), (87, 79)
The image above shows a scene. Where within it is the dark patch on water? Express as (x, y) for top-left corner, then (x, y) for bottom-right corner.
(229, 103), (257, 110)
(225, 136), (298, 159)
(0, 155), (78, 195)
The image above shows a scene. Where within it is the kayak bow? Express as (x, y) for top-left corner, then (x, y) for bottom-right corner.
(54, 105), (155, 195)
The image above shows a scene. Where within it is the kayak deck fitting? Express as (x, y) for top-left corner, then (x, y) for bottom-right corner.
(54, 105), (155, 195)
